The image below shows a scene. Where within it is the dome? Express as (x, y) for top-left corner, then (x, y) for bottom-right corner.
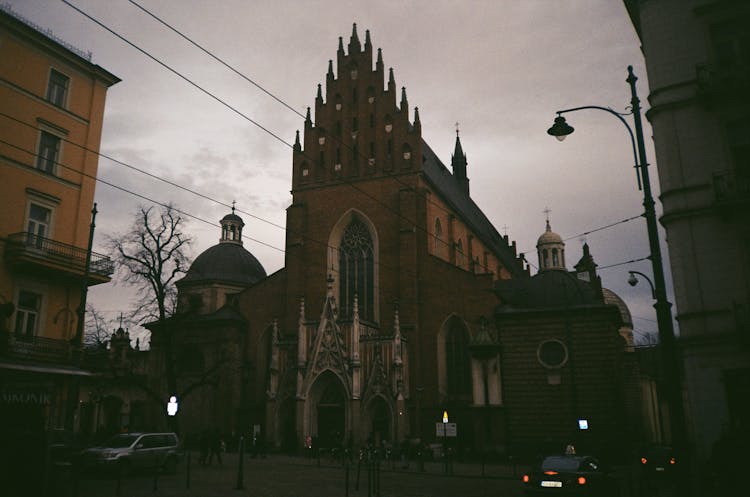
(495, 270), (598, 310)
(180, 242), (266, 287)
(537, 220), (563, 246)
(179, 210), (266, 287)
(602, 288), (633, 326)
(221, 212), (244, 225)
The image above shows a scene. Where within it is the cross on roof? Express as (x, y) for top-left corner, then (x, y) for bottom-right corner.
(231, 200), (236, 214)
(455, 121), (460, 137)
(543, 206), (551, 223)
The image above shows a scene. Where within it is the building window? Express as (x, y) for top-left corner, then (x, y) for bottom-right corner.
(446, 324), (471, 396)
(27, 203), (52, 247)
(339, 219), (374, 322)
(15, 290), (41, 338)
(36, 131), (60, 174)
(456, 239), (464, 268)
(46, 69), (69, 107)
(552, 248), (559, 267)
(537, 339), (568, 369)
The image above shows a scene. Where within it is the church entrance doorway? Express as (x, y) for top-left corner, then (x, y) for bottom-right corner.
(311, 372), (346, 449)
(369, 397), (391, 446)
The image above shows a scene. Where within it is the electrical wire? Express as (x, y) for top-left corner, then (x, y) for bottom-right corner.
(65, 0), (520, 276)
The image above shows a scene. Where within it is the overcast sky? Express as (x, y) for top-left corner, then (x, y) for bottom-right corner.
(7, 0), (670, 345)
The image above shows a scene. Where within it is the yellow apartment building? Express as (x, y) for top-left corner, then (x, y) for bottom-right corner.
(0, 5), (119, 490)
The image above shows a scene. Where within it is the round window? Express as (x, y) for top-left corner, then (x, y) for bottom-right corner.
(537, 339), (568, 369)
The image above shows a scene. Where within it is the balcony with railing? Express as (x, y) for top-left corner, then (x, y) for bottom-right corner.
(4, 232), (113, 284)
(0, 332), (73, 364)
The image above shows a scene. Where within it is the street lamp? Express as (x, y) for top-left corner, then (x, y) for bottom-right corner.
(628, 270), (656, 299)
(547, 66), (687, 467)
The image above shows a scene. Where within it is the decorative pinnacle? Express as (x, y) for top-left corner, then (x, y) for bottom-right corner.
(338, 36), (344, 53)
(316, 84), (322, 100)
(305, 107), (311, 123)
(377, 48), (383, 66)
(388, 67), (395, 85)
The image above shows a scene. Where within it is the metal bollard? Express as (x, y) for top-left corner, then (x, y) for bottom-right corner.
(344, 458), (350, 497)
(186, 451), (191, 489)
(355, 449), (362, 490)
(235, 436), (245, 490)
(153, 452), (158, 492)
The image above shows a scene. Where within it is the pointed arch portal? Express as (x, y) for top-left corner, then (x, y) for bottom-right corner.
(309, 371), (347, 448)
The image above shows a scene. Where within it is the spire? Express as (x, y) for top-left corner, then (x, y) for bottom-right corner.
(338, 36), (344, 54)
(414, 106), (421, 131)
(400, 86), (408, 111)
(376, 48), (383, 68)
(316, 83), (323, 103)
(349, 23), (361, 54)
(294, 130), (301, 151)
(305, 106), (311, 127)
(388, 67), (395, 87)
(451, 124), (469, 195)
(327, 59), (334, 80)
(365, 29), (371, 50)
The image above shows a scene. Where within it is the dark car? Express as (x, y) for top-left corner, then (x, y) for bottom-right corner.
(638, 445), (676, 477)
(522, 455), (620, 496)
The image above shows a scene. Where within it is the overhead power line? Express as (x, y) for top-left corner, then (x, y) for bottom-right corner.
(65, 0), (522, 276)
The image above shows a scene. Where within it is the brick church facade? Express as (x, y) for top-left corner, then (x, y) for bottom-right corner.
(144, 24), (646, 457)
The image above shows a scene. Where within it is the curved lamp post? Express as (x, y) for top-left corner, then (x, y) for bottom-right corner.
(547, 66), (687, 464)
(628, 270), (656, 299)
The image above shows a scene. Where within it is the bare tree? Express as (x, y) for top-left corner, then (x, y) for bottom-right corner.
(84, 304), (112, 350)
(108, 204), (192, 427)
(109, 204), (191, 325)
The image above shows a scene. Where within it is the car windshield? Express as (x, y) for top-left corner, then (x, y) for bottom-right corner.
(103, 434), (139, 448)
(541, 456), (583, 472)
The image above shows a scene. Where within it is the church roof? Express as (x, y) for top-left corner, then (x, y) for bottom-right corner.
(179, 242), (266, 287)
(494, 269), (600, 310)
(420, 139), (524, 277)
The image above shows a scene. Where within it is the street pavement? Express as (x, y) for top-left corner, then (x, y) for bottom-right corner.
(67, 452), (531, 497)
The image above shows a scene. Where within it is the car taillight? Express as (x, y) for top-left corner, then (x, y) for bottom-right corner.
(577, 476), (587, 485)
(670, 457), (676, 465)
(522, 474), (530, 483)
(641, 457), (648, 464)
(544, 471), (558, 475)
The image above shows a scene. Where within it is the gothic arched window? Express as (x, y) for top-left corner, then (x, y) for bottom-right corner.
(446, 324), (471, 397)
(434, 218), (443, 255)
(339, 219), (374, 322)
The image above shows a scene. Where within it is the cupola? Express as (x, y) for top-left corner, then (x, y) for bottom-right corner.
(536, 218), (565, 271)
(220, 204), (244, 245)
